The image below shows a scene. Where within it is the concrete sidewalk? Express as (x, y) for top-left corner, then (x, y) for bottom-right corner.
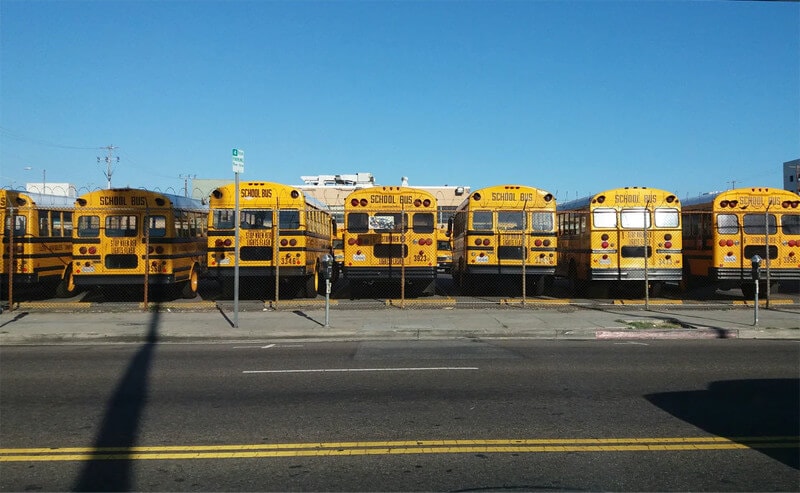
(0, 304), (798, 344)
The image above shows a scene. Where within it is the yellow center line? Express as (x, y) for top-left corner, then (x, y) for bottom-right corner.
(1, 436), (797, 462)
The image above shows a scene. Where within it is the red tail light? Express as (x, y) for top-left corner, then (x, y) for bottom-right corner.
(88, 247), (97, 255)
(483, 239), (490, 246)
(601, 241), (609, 248)
(347, 238), (357, 246)
(474, 239), (482, 246)
(543, 239), (551, 247)
(534, 239), (542, 247)
(280, 239), (288, 247)
(80, 247), (87, 254)
(664, 241), (672, 249)
(360, 198), (368, 207)
(224, 239), (232, 247)
(289, 239), (297, 246)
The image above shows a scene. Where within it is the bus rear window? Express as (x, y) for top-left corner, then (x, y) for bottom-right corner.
(717, 214), (738, 235)
(783, 214), (800, 235)
(77, 216), (100, 237)
(593, 208), (617, 228)
(743, 214), (776, 235)
(531, 212), (553, 232)
(620, 209), (650, 229)
(654, 208), (679, 228)
(106, 215), (137, 237)
(412, 213), (434, 233)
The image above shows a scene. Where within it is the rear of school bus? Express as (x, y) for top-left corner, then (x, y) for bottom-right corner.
(683, 187), (800, 296)
(342, 186), (438, 296)
(589, 187), (682, 286)
(73, 188), (207, 298)
(451, 185), (557, 295)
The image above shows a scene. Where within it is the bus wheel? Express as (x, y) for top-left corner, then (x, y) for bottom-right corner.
(55, 267), (77, 298)
(181, 268), (199, 299)
(305, 264), (319, 298)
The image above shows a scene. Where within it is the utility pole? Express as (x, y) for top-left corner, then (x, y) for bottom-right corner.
(179, 174), (196, 197)
(97, 145), (119, 189)
(727, 180), (737, 190)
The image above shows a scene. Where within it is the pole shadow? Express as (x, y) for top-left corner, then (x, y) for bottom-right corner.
(645, 379), (799, 470)
(72, 305), (161, 491)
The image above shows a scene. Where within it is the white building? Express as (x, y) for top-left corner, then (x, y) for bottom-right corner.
(25, 182), (77, 197)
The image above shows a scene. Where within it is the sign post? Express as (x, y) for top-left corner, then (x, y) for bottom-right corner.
(232, 148), (244, 328)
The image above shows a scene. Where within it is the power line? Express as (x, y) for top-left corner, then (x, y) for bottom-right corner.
(0, 126), (101, 150)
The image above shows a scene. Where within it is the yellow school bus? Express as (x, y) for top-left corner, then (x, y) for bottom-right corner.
(449, 185), (556, 295)
(682, 187), (800, 297)
(342, 186), (438, 296)
(1, 190), (76, 298)
(436, 227), (452, 274)
(556, 187), (682, 296)
(207, 182), (336, 298)
(72, 188), (207, 298)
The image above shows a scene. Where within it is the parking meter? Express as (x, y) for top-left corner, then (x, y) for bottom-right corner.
(321, 254), (334, 281)
(750, 255), (762, 280)
(321, 254), (334, 327)
(751, 255), (762, 325)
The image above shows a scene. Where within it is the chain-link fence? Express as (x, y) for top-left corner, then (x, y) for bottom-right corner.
(3, 205), (800, 312)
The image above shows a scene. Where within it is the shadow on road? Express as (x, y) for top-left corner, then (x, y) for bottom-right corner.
(645, 379), (799, 470)
(72, 305), (161, 491)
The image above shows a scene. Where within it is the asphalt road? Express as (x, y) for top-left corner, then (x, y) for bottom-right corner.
(1, 340), (798, 491)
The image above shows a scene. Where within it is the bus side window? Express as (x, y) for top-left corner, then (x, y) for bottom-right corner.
(39, 210), (50, 237)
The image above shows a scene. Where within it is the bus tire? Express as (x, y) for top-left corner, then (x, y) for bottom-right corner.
(55, 267), (77, 298)
(180, 267), (199, 299)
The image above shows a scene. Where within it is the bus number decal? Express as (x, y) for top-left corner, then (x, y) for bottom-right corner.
(413, 253), (428, 262)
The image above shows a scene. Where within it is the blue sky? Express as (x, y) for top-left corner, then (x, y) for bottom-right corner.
(1, 0), (798, 202)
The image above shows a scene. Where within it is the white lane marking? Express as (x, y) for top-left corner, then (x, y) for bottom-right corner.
(614, 342), (650, 346)
(233, 344), (277, 349)
(243, 367), (479, 374)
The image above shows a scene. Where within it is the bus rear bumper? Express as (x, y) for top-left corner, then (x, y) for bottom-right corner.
(464, 266), (556, 276)
(711, 267), (800, 282)
(589, 268), (681, 282)
(209, 266), (309, 279)
(74, 274), (178, 286)
(344, 268), (436, 281)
